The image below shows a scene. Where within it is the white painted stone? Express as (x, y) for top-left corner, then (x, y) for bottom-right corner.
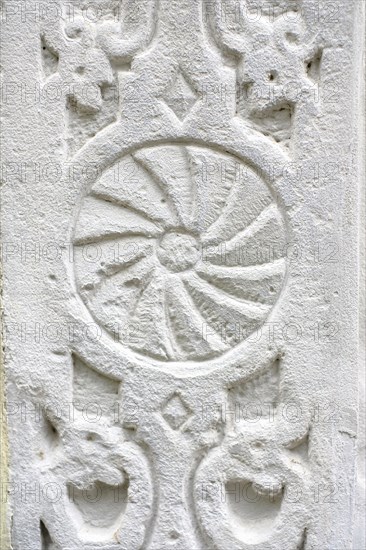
(1, 0), (364, 549)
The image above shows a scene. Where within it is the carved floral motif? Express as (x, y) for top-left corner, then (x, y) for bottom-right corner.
(73, 144), (287, 362)
(35, 0), (323, 547)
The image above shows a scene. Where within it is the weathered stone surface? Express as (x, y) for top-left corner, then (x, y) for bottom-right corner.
(0, 0), (364, 549)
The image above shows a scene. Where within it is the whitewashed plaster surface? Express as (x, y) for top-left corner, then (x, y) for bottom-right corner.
(0, 0), (364, 549)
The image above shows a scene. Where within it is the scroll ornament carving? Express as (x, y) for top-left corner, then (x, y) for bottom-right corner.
(207, 0), (323, 145)
(35, 0), (321, 548)
(40, 0), (156, 112)
(195, 364), (310, 548)
(38, 358), (153, 549)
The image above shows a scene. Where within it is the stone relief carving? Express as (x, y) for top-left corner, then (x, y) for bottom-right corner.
(37, 356), (153, 549)
(205, 0), (323, 148)
(73, 144), (287, 362)
(40, 0), (157, 153)
(11, 0), (330, 548)
(195, 360), (310, 548)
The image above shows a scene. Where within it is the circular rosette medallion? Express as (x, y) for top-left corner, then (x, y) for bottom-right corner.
(73, 144), (287, 362)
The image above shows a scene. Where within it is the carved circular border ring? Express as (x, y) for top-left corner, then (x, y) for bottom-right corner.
(73, 139), (285, 374)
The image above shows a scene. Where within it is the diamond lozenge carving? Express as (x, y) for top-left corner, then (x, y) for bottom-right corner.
(162, 394), (192, 430)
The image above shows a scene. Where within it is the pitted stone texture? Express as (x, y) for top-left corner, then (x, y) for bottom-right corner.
(1, 0), (364, 549)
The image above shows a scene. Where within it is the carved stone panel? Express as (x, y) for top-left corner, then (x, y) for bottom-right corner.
(1, 1), (364, 549)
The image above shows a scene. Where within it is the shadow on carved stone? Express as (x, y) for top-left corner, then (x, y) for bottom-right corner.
(45, 417), (60, 448)
(67, 479), (129, 542)
(297, 527), (308, 549)
(38, 413), (60, 462)
(40, 35), (59, 78)
(251, 103), (294, 148)
(226, 480), (283, 544)
(73, 354), (120, 421)
(40, 520), (58, 550)
(305, 49), (323, 82)
(285, 431), (309, 462)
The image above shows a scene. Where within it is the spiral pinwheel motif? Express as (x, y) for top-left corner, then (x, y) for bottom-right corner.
(73, 144), (287, 362)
